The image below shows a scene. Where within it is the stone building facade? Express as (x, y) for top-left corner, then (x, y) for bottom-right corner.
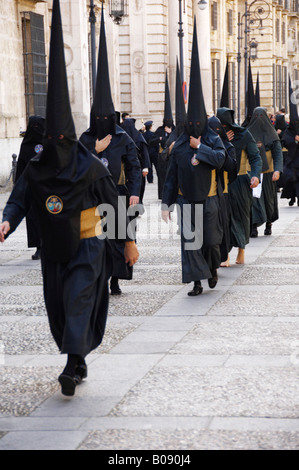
(1, 0), (299, 179)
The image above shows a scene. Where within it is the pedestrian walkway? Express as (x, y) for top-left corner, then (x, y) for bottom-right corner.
(0, 183), (298, 450)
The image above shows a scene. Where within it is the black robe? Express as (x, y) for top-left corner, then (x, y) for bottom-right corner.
(217, 109), (262, 249)
(143, 129), (160, 184)
(15, 116), (45, 249)
(2, 172), (130, 357)
(154, 125), (174, 199)
(162, 128), (226, 283)
(280, 127), (299, 201)
(251, 140), (283, 226)
(80, 125), (141, 279)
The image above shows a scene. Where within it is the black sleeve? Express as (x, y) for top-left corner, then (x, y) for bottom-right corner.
(196, 139), (226, 169)
(141, 142), (151, 169)
(2, 174), (32, 238)
(123, 139), (142, 197)
(162, 152), (178, 208)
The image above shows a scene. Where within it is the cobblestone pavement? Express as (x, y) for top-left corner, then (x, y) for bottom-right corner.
(0, 182), (298, 450)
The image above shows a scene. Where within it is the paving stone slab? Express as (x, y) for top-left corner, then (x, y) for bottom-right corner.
(110, 366), (299, 419)
(235, 266), (299, 285)
(0, 268), (43, 286)
(0, 318), (139, 356)
(108, 289), (176, 316)
(0, 366), (60, 417)
(121, 265), (182, 286)
(207, 287), (299, 317)
(168, 317), (299, 355)
(271, 235), (299, 247)
(0, 430), (89, 451)
(77, 428), (299, 450)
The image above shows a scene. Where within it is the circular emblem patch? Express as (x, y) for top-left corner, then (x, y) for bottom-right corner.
(46, 196), (63, 215)
(101, 157), (109, 168)
(34, 144), (43, 154)
(191, 154), (200, 166)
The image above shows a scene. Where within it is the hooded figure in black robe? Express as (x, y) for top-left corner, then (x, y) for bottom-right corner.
(247, 107), (283, 236)
(217, 107), (262, 264)
(220, 59), (229, 109)
(15, 115), (45, 259)
(161, 59), (187, 163)
(208, 116), (238, 264)
(242, 60), (257, 128)
(280, 78), (299, 206)
(0, 0), (138, 397)
(255, 72), (261, 107)
(143, 120), (160, 184)
(154, 71), (175, 199)
(79, 6), (141, 295)
(121, 118), (150, 205)
(162, 18), (226, 296)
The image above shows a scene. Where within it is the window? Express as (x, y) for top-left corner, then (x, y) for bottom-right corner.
(274, 64), (288, 111)
(212, 58), (220, 113)
(276, 19), (280, 42)
(282, 22), (286, 44)
(211, 2), (218, 31)
(227, 10), (233, 36)
(22, 12), (47, 120)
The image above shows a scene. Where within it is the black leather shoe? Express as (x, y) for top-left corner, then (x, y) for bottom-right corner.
(188, 281), (203, 296)
(208, 270), (218, 289)
(58, 374), (77, 397)
(110, 284), (122, 295)
(110, 277), (122, 295)
(264, 223), (272, 236)
(289, 198), (295, 206)
(32, 249), (41, 260)
(250, 226), (258, 238)
(74, 364), (88, 385)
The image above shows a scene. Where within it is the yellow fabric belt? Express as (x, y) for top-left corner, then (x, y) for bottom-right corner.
(263, 150), (274, 174)
(208, 169), (217, 197)
(223, 171), (229, 194)
(178, 170), (218, 198)
(239, 150), (251, 175)
(80, 207), (102, 240)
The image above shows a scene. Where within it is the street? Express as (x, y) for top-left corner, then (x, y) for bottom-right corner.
(0, 181), (298, 450)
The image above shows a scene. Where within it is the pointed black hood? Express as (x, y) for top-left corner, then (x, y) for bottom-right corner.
(175, 58), (186, 136)
(255, 72), (260, 107)
(163, 71), (174, 128)
(220, 59), (229, 108)
(90, 5), (116, 139)
(185, 17), (207, 137)
(40, 0), (76, 169)
(242, 60), (256, 127)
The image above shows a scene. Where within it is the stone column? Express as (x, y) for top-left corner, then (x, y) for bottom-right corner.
(128, 0), (150, 128)
(168, 0), (180, 114)
(194, 0), (214, 115)
(61, 0), (90, 137)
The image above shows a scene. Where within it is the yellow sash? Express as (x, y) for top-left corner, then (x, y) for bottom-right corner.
(239, 150), (251, 175)
(223, 172), (229, 194)
(178, 170), (217, 198)
(208, 169), (217, 197)
(118, 161), (126, 185)
(263, 150), (274, 174)
(80, 207), (102, 240)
